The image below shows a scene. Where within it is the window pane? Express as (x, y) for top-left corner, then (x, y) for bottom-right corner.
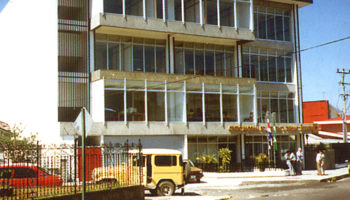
(286, 57), (292, 82)
(284, 16), (290, 41)
(206, 0), (218, 25)
(266, 14), (275, 40)
(185, 49), (194, 74)
(258, 13), (266, 39)
(215, 52), (225, 76)
(275, 15), (283, 41)
(95, 42), (107, 71)
(220, 0), (234, 27)
(288, 100), (295, 123)
(168, 92), (184, 121)
(251, 54), (259, 79)
(156, 46), (166, 73)
(185, 0), (200, 23)
(133, 45), (144, 72)
(145, 46), (155, 72)
(156, 0), (163, 19)
(175, 48), (184, 74)
(223, 94), (237, 122)
(155, 156), (177, 166)
(205, 94), (220, 122)
(277, 56), (285, 82)
(195, 50), (204, 75)
(127, 91), (145, 121)
(260, 55), (268, 81)
(175, 0), (182, 21)
(271, 99), (278, 122)
(242, 53), (250, 78)
(126, 0), (143, 16)
(108, 43), (119, 70)
(205, 51), (215, 75)
(105, 90), (124, 121)
(225, 52), (235, 77)
(187, 93), (202, 121)
(148, 92), (165, 121)
(280, 99), (287, 123)
(268, 56), (277, 82)
(122, 43), (133, 72)
(104, 0), (122, 14)
(258, 98), (269, 123)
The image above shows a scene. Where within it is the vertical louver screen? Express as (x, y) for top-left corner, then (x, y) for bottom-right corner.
(58, 0), (90, 122)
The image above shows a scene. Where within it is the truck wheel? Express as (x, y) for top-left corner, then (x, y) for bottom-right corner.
(150, 189), (157, 196)
(156, 181), (175, 196)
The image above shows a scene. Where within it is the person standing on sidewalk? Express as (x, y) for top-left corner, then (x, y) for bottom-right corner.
(296, 147), (303, 175)
(316, 150), (323, 175)
(290, 151), (297, 175)
(284, 151), (294, 176)
(320, 151), (325, 175)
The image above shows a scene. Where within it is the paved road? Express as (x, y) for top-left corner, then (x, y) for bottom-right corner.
(145, 176), (350, 200)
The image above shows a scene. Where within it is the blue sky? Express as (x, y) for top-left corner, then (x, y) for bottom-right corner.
(299, 0), (350, 111)
(0, 0), (9, 12)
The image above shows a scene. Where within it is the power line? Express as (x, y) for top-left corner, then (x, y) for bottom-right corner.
(300, 35), (350, 53)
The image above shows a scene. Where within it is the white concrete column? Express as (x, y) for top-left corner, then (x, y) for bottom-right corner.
(123, 0), (126, 18)
(183, 135), (188, 159)
(217, 0), (221, 28)
(165, 80), (169, 126)
(169, 36), (175, 74)
(184, 81), (187, 124)
(143, 0), (147, 20)
(220, 83), (223, 126)
(241, 134), (245, 160)
(253, 84), (257, 124)
(249, 0), (254, 31)
(234, 0), (237, 30)
(124, 78), (127, 125)
(90, 31), (95, 72)
(237, 84), (241, 123)
(163, 0), (166, 22)
(238, 44), (242, 77)
(145, 80), (148, 124)
(202, 82), (206, 126)
(181, 0), (185, 24)
(199, 0), (204, 26)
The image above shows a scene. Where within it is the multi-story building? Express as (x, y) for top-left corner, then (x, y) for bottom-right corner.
(58, 0), (314, 170)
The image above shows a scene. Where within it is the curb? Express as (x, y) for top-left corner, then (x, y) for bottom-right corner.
(320, 173), (350, 182)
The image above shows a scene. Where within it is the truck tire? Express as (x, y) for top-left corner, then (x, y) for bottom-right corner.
(156, 181), (175, 196)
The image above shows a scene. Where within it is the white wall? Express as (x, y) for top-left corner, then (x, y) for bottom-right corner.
(0, 0), (61, 144)
(92, 0), (103, 17)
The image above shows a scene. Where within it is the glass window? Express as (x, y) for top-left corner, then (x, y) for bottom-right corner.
(205, 51), (215, 76)
(155, 156), (177, 166)
(205, 94), (220, 122)
(127, 91), (145, 121)
(105, 90), (124, 121)
(220, 0), (234, 27)
(122, 43), (133, 72)
(277, 56), (285, 82)
(156, 0), (164, 19)
(174, 0), (182, 21)
(175, 48), (184, 74)
(148, 92), (165, 121)
(185, 49), (194, 74)
(223, 94), (237, 122)
(257, 13), (266, 39)
(156, 46), (166, 73)
(187, 93), (202, 121)
(145, 46), (155, 72)
(266, 14), (275, 40)
(288, 100), (295, 123)
(275, 15), (284, 41)
(225, 52), (235, 77)
(185, 0), (200, 23)
(95, 42), (107, 71)
(280, 99), (287, 123)
(126, 0), (143, 16)
(195, 50), (204, 75)
(168, 92), (184, 121)
(242, 53), (250, 78)
(206, 0), (218, 25)
(133, 45), (144, 72)
(108, 43), (120, 70)
(284, 15), (290, 41)
(104, 0), (123, 14)
(215, 52), (225, 76)
(268, 56), (277, 82)
(286, 57), (292, 82)
(260, 55), (268, 81)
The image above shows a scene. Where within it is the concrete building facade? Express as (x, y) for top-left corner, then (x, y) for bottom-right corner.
(58, 0), (314, 170)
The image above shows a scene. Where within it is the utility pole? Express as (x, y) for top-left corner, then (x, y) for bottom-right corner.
(337, 69), (350, 143)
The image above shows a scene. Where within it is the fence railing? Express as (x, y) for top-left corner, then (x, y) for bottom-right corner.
(0, 140), (143, 199)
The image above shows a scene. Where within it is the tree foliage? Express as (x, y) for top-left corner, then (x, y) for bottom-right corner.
(0, 124), (38, 163)
(218, 148), (232, 172)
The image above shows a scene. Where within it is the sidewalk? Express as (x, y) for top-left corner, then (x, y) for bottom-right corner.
(203, 165), (350, 185)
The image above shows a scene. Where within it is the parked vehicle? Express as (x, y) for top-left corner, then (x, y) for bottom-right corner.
(0, 164), (63, 188)
(184, 159), (204, 183)
(92, 148), (186, 196)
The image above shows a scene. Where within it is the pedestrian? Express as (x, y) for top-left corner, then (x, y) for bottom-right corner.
(316, 150), (323, 175)
(290, 151), (297, 176)
(296, 147), (303, 175)
(320, 151), (325, 175)
(284, 151), (294, 176)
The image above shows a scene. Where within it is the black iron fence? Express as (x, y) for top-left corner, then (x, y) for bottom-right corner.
(0, 140), (143, 199)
